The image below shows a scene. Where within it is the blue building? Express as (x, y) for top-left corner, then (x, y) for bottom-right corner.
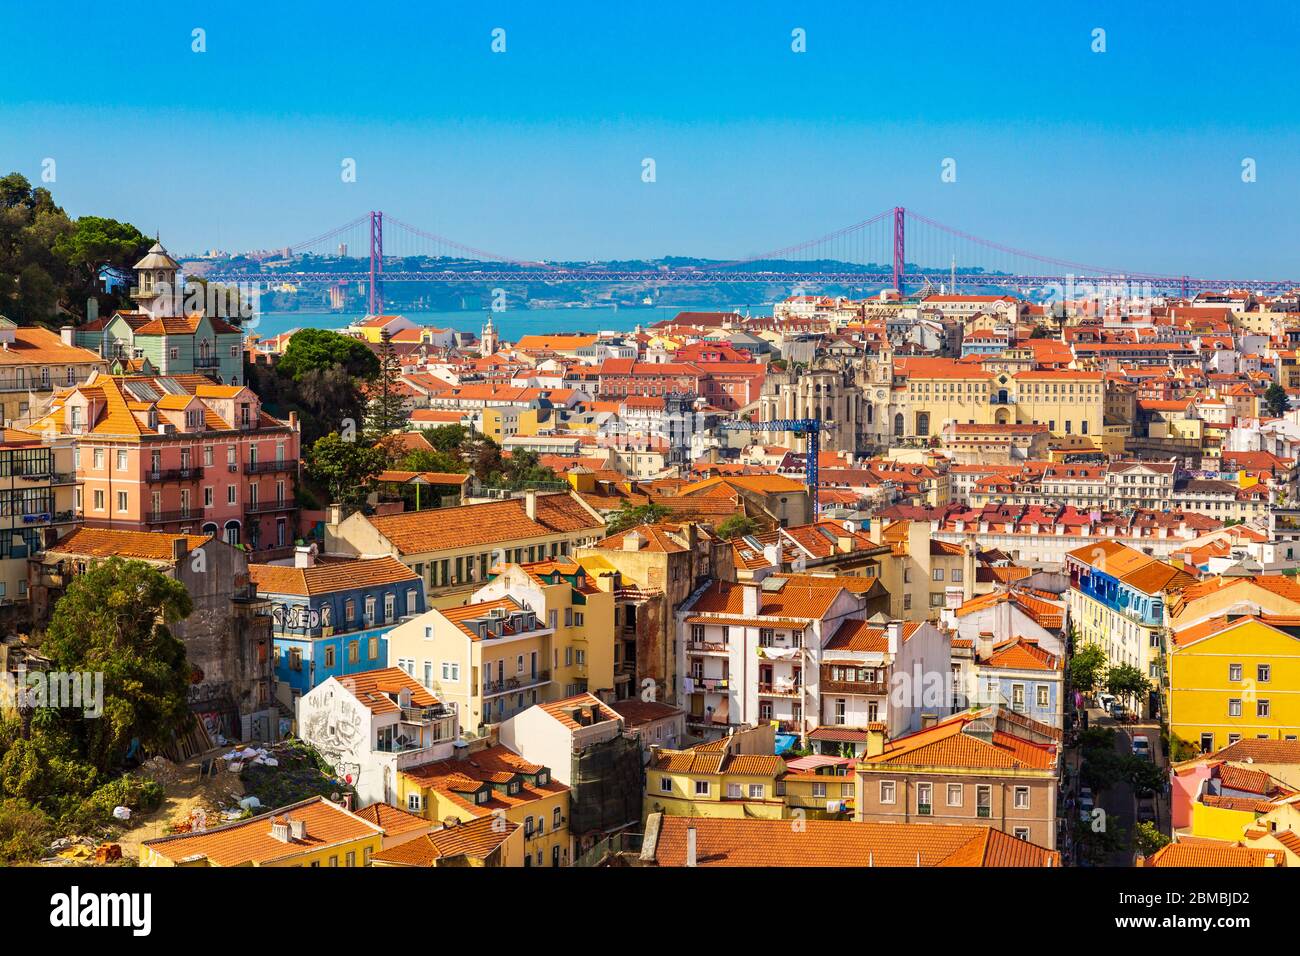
(250, 553), (426, 702)
(972, 637), (1064, 729)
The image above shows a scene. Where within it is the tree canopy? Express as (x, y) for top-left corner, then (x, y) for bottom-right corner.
(277, 327), (380, 381)
(306, 431), (388, 508)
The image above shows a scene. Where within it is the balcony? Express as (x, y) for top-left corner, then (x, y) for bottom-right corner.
(482, 670), (552, 698)
(687, 641), (729, 655)
(758, 681), (801, 698)
(145, 466), (204, 483)
(145, 509), (200, 525)
(193, 355), (222, 369)
(245, 458), (299, 475)
(820, 666), (888, 696)
(245, 497), (296, 515)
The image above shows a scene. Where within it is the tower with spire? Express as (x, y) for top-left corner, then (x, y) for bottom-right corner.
(480, 314), (499, 357)
(130, 239), (181, 318)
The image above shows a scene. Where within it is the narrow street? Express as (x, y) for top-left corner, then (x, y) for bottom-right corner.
(1079, 706), (1167, 866)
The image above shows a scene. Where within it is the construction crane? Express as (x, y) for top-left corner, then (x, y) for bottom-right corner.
(719, 418), (822, 515)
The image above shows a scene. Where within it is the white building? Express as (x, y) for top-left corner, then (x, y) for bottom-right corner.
(297, 667), (459, 807)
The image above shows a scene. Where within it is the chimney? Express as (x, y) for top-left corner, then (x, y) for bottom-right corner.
(328, 503), (343, 527)
(288, 818), (307, 840)
(886, 620), (903, 655)
(866, 722), (886, 757)
(172, 536), (190, 564)
(741, 582), (760, 616)
(294, 545), (316, 569)
(289, 410), (300, 432)
(524, 488), (538, 521)
(685, 826), (697, 867)
(59, 326), (74, 347)
(921, 712), (939, 729)
(269, 818), (291, 842)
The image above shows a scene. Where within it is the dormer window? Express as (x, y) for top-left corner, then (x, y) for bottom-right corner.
(536, 770), (549, 786)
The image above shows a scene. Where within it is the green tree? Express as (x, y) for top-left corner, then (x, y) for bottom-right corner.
(423, 424), (470, 454)
(1265, 383), (1290, 417)
(398, 448), (464, 474)
(1133, 820), (1170, 858)
(39, 558), (194, 773)
(1107, 663), (1151, 710)
(605, 502), (671, 535)
(717, 514), (760, 540)
(1069, 642), (1108, 696)
(52, 215), (150, 303)
(277, 327), (380, 381)
(306, 432), (387, 508)
(364, 330), (407, 435)
(1079, 745), (1125, 795)
(1124, 755), (1166, 796)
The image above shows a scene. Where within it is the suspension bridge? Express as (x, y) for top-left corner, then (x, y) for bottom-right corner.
(200, 207), (1298, 315)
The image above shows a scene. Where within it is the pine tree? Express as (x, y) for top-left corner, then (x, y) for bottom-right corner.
(365, 330), (406, 436)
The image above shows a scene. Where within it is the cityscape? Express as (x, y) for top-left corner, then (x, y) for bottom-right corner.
(0, 0), (1291, 938)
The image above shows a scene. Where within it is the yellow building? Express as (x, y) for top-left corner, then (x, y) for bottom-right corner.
(645, 735), (789, 820)
(886, 358), (1104, 442)
(140, 796), (384, 867)
(396, 743), (572, 867)
(1168, 615), (1300, 753)
(386, 558), (615, 730)
(370, 814), (525, 866)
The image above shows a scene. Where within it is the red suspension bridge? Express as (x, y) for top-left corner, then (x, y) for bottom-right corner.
(201, 207), (1298, 315)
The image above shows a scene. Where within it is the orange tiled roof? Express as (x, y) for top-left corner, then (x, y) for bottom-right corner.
(365, 493), (601, 555)
(249, 556), (419, 596)
(352, 802), (432, 837)
(335, 667), (441, 715)
(862, 711), (1057, 771)
(399, 745), (568, 817)
(1143, 843), (1284, 867)
(141, 796), (383, 866)
(649, 816), (1058, 867)
(46, 527), (210, 562)
(371, 815), (519, 866)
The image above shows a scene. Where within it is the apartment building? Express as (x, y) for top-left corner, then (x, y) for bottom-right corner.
(677, 574), (950, 742)
(296, 667), (459, 807)
(1066, 540), (1196, 693)
(250, 553), (425, 702)
(854, 709), (1062, 851)
(33, 373), (301, 559)
(0, 319), (106, 428)
(396, 743), (573, 868)
(325, 489), (605, 607)
(0, 427), (77, 604)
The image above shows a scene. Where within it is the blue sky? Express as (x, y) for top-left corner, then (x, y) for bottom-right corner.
(4, 1), (1299, 276)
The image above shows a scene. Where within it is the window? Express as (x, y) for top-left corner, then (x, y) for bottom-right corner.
(553, 807), (562, 828)
(1013, 827), (1030, 841)
(1200, 733), (1215, 753)
(727, 783), (742, 799)
(227, 485), (237, 505)
(1228, 699), (1242, 717)
(951, 568), (962, 583)
(812, 782), (827, 798)
(694, 780), (709, 796)
(932, 568), (944, 581)
(880, 780), (896, 804)
(324, 646), (335, 668)
(1036, 685), (1049, 708)
(748, 784), (764, 799)
(976, 785), (992, 818)
(407, 794), (421, 811)
(946, 783), (963, 807)
(1013, 786), (1030, 810)
(1257, 699), (1271, 718)
(1229, 663), (1243, 681)
(345, 851), (356, 867)
(916, 783), (932, 815)
(348, 642), (359, 664)
(116, 449), (128, 471)
(92, 489), (104, 511)
(659, 777), (672, 793)
(1258, 664), (1272, 683)
(116, 491), (128, 513)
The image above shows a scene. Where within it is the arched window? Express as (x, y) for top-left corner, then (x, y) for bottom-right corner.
(893, 413), (904, 437)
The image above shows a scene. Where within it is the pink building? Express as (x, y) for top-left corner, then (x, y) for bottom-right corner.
(34, 372), (301, 559)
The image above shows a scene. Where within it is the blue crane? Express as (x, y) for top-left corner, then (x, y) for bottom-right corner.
(719, 418), (822, 515)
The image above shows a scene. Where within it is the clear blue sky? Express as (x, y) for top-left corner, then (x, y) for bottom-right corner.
(4, 0), (1299, 276)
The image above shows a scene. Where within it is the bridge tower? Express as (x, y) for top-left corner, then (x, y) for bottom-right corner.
(892, 206), (906, 294)
(368, 210), (384, 316)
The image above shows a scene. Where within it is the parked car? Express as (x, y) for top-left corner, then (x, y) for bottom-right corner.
(1132, 734), (1151, 761)
(1109, 702), (1128, 720)
(1136, 796), (1157, 823)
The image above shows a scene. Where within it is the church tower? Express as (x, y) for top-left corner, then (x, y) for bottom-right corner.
(480, 314), (499, 357)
